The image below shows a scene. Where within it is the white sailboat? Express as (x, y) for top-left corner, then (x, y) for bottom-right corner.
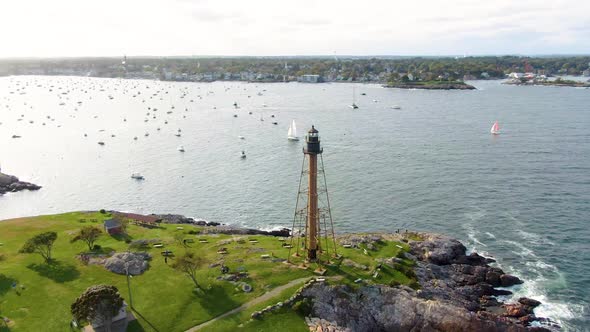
(287, 120), (299, 141)
(490, 121), (500, 135)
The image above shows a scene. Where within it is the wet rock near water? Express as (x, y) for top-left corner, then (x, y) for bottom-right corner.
(0, 172), (41, 195)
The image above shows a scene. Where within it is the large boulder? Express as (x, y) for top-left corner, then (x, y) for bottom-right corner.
(500, 274), (524, 287)
(518, 297), (541, 308)
(104, 252), (151, 275)
(410, 234), (466, 265)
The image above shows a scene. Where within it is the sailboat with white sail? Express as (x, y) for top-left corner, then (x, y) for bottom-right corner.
(287, 120), (299, 141)
(490, 121), (500, 135)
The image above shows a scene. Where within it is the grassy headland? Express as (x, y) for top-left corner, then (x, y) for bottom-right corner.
(0, 211), (417, 332)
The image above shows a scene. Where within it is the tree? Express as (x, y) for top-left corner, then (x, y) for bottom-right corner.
(71, 226), (103, 251)
(171, 251), (207, 290)
(19, 231), (57, 263)
(174, 232), (186, 247)
(71, 285), (124, 332)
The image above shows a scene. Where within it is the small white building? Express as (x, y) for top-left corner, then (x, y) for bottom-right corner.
(299, 74), (322, 83)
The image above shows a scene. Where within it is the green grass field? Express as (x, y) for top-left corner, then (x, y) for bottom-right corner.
(0, 211), (416, 331)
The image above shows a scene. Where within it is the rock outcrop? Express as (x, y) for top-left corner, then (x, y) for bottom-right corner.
(302, 284), (533, 332)
(104, 252), (151, 275)
(300, 233), (552, 332)
(0, 172), (41, 195)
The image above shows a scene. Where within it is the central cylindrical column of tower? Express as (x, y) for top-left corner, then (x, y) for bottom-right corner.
(304, 125), (322, 261)
(307, 153), (318, 261)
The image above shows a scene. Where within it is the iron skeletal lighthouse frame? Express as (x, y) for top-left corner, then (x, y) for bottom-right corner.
(289, 126), (337, 263)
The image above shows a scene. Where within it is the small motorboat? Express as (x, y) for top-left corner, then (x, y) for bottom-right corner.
(131, 173), (144, 180)
(98, 141), (105, 145)
(391, 105), (401, 109)
(238, 136), (245, 140)
(240, 150), (247, 159)
(178, 145), (185, 152)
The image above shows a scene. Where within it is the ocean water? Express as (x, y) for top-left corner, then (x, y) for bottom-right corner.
(0, 76), (589, 330)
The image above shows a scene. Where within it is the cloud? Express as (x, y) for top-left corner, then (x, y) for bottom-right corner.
(0, 0), (589, 56)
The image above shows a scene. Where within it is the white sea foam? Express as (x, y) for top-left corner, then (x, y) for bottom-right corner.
(494, 248), (586, 331)
(506, 275), (586, 330)
(516, 229), (556, 246)
(502, 240), (538, 258)
(485, 231), (496, 239)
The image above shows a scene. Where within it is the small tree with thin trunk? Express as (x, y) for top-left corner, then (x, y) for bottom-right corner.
(71, 284), (124, 332)
(71, 226), (103, 251)
(174, 232), (186, 247)
(171, 251), (207, 291)
(19, 231), (57, 263)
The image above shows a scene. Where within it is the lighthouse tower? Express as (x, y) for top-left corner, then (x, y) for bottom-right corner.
(289, 126), (337, 263)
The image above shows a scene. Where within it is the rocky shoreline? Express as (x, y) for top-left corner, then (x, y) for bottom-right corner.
(299, 233), (556, 332)
(152, 213), (291, 237)
(0, 172), (41, 196)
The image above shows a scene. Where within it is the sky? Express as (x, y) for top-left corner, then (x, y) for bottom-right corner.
(0, 0), (589, 57)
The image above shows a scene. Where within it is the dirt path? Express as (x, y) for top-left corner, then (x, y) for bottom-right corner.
(185, 277), (311, 331)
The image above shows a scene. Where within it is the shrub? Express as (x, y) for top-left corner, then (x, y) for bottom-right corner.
(292, 298), (312, 316)
(93, 244), (102, 251)
(99, 209), (106, 214)
(188, 230), (200, 235)
(409, 280), (421, 290)
(129, 240), (150, 249)
(389, 280), (401, 287)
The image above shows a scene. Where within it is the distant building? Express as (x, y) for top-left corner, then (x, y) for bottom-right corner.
(299, 74), (323, 83)
(104, 219), (123, 235)
(583, 69), (590, 77)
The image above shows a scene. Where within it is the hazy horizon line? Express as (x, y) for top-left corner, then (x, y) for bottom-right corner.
(2, 53), (590, 60)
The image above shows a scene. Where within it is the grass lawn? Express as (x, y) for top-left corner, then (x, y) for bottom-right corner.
(0, 212), (416, 331)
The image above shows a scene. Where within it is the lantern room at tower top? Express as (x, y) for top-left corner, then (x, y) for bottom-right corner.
(304, 125), (322, 155)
